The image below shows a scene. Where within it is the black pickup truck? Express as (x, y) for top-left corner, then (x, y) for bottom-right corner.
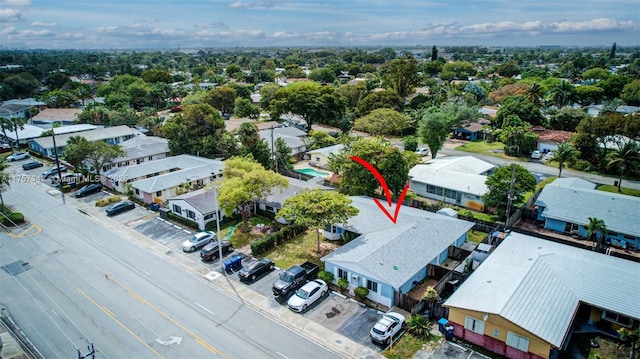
(272, 261), (319, 298)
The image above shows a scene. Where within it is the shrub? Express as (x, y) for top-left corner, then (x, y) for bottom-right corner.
(422, 286), (438, 301)
(317, 271), (334, 283)
(354, 286), (369, 300)
(3, 212), (24, 226)
(406, 314), (431, 339)
(95, 196), (122, 207)
(167, 212), (199, 230)
(337, 278), (349, 291)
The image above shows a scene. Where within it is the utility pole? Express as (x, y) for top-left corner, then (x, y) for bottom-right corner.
(504, 164), (516, 229)
(51, 129), (65, 204)
(212, 183), (224, 273)
(270, 126), (278, 172)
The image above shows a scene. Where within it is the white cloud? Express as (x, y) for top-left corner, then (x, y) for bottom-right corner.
(1, 0), (30, 7)
(0, 26), (16, 35)
(0, 8), (23, 22)
(228, 0), (290, 9)
(30, 21), (56, 27)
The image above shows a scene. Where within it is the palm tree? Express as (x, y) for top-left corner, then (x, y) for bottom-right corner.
(9, 116), (27, 151)
(551, 142), (578, 177)
(607, 141), (640, 192)
(526, 82), (545, 107)
(586, 217), (607, 252)
(0, 117), (13, 151)
(551, 81), (575, 108)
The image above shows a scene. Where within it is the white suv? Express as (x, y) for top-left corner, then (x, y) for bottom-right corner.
(530, 150), (542, 159)
(370, 312), (406, 345)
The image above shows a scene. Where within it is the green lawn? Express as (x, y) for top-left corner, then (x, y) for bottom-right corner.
(597, 184), (640, 197)
(383, 333), (442, 359)
(467, 230), (488, 244)
(260, 229), (328, 269)
(454, 141), (513, 159)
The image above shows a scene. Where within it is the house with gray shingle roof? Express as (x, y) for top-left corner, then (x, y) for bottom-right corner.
(444, 232), (640, 359)
(28, 125), (141, 157)
(107, 136), (170, 170)
(258, 126), (308, 158)
(535, 177), (640, 249)
(305, 144), (345, 169)
(257, 177), (333, 219)
(321, 196), (474, 308)
(167, 188), (223, 230)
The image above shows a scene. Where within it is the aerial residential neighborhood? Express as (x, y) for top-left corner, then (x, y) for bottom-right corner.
(0, 2), (639, 358)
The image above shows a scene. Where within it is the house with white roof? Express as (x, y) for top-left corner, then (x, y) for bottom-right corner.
(106, 136), (170, 170)
(28, 125), (141, 157)
(408, 156), (496, 211)
(322, 196), (475, 308)
(305, 144), (345, 169)
(444, 232), (640, 359)
(534, 177), (640, 249)
(258, 126), (308, 158)
(257, 177), (333, 218)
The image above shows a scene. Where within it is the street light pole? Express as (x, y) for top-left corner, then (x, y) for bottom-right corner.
(51, 129), (65, 204)
(213, 184), (224, 273)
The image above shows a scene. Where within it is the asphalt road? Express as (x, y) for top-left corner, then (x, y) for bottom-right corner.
(0, 179), (341, 359)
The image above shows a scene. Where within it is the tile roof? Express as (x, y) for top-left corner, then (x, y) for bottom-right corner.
(322, 196), (474, 289)
(444, 232), (640, 348)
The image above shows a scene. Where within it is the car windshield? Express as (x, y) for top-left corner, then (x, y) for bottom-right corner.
(280, 272), (294, 282)
(295, 288), (310, 299)
(189, 236), (203, 243)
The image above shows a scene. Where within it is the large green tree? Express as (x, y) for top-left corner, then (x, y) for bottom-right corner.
(205, 85), (237, 116)
(621, 79), (640, 106)
(356, 90), (404, 116)
(269, 81), (345, 128)
(353, 108), (409, 136)
(382, 55), (419, 98)
(63, 136), (92, 172)
(495, 96), (544, 128)
(548, 107), (590, 132)
(483, 164), (537, 219)
(234, 97), (260, 120)
(161, 103), (231, 157)
(279, 188), (359, 254)
(85, 141), (126, 175)
(417, 102), (477, 158)
(218, 157), (289, 231)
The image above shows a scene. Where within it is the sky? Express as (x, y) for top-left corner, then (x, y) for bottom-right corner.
(1, 0), (639, 50)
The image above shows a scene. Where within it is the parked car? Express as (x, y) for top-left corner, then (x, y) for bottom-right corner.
(7, 152), (29, 161)
(51, 172), (83, 185)
(545, 151), (554, 160)
(105, 201), (135, 216)
(21, 160), (43, 170)
(74, 183), (102, 198)
(182, 231), (216, 252)
(415, 147), (429, 156)
(530, 150), (542, 159)
(287, 279), (328, 313)
(370, 312), (406, 345)
(0, 143), (12, 153)
(238, 258), (275, 282)
(200, 239), (234, 261)
(272, 261), (320, 298)
(42, 165), (68, 179)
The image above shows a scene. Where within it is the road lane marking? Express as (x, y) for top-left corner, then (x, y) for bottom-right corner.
(56, 217), (67, 225)
(135, 266), (151, 276)
(106, 275), (228, 358)
(195, 302), (215, 316)
(76, 288), (164, 359)
(88, 237), (103, 247)
(276, 351), (290, 359)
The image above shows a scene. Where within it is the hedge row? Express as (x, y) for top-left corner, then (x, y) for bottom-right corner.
(167, 212), (199, 230)
(250, 223), (308, 256)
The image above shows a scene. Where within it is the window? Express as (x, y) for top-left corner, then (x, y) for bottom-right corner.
(506, 332), (530, 352)
(186, 210), (196, 220)
(337, 268), (348, 280)
(602, 310), (633, 327)
(204, 213), (214, 220)
(366, 279), (378, 293)
(135, 189), (139, 195)
(172, 205), (182, 214)
(156, 191), (162, 197)
(148, 156), (153, 160)
(464, 316), (485, 335)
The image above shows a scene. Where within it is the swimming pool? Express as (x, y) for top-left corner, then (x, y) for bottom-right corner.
(296, 168), (330, 177)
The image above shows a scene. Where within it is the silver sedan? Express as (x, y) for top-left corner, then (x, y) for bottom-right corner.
(182, 231), (216, 252)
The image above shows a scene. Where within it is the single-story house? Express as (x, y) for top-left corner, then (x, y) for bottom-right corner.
(105, 135), (170, 171)
(129, 158), (224, 205)
(452, 119), (491, 142)
(534, 177), (639, 249)
(102, 154), (220, 194)
(409, 156), (496, 211)
(30, 108), (82, 126)
(167, 187), (224, 230)
(585, 104), (639, 117)
(28, 125), (142, 157)
(479, 106), (499, 119)
(531, 128), (574, 153)
(259, 126), (308, 158)
(0, 103), (31, 120)
(305, 144), (345, 169)
(1, 124), (46, 146)
(444, 232), (640, 359)
(257, 177), (333, 218)
(322, 196), (475, 308)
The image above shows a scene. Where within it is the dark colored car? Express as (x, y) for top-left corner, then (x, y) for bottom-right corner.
(0, 143), (12, 153)
(42, 165), (68, 179)
(239, 258), (275, 282)
(22, 160), (44, 170)
(105, 201), (135, 216)
(200, 239), (234, 261)
(74, 183), (102, 198)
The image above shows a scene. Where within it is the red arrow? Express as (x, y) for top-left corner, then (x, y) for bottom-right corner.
(349, 156), (409, 224)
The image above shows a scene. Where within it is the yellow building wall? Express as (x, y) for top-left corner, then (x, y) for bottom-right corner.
(448, 307), (553, 359)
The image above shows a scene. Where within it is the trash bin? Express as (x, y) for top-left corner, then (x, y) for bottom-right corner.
(438, 318), (449, 334)
(224, 255), (243, 273)
(150, 203), (159, 211)
(159, 208), (170, 219)
(445, 325), (454, 341)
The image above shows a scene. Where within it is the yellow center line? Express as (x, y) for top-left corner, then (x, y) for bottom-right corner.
(107, 274), (228, 358)
(76, 288), (164, 359)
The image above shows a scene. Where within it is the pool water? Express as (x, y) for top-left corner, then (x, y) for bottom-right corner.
(296, 168), (329, 177)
